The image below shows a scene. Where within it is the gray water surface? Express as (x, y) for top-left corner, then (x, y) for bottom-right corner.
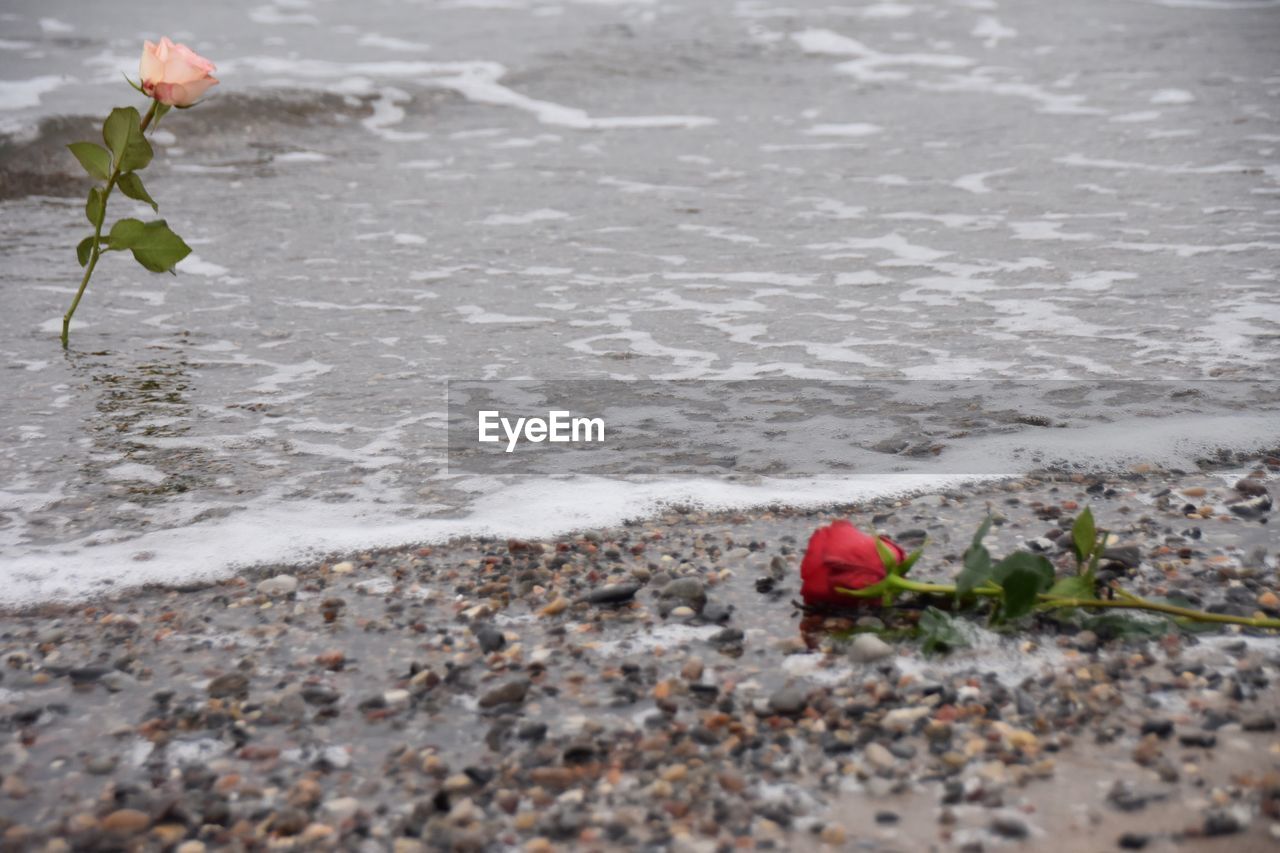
(1, 0), (1277, 603)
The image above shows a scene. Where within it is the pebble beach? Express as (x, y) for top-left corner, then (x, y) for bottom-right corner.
(1, 456), (1277, 851)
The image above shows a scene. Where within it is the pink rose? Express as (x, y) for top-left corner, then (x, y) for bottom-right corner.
(140, 37), (218, 107)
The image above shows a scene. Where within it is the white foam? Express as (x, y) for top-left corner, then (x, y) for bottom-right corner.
(357, 34), (431, 52)
(274, 150), (330, 163)
(480, 208), (571, 226)
(952, 168), (1015, 194)
(792, 28), (973, 83)
(971, 16), (1017, 48)
(232, 56), (716, 131)
(803, 123), (883, 137)
(177, 255), (229, 277)
(0, 75), (66, 111)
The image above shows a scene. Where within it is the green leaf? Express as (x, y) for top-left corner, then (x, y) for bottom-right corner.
(85, 186), (106, 227)
(1072, 507), (1096, 564)
(991, 552), (1056, 622)
(1082, 612), (1172, 640)
(874, 537), (901, 575)
(919, 607), (969, 656)
(102, 107), (137, 161)
(124, 219), (191, 273)
(957, 516), (996, 598)
(153, 102), (172, 126)
(1046, 574), (1096, 602)
(898, 546), (924, 578)
(102, 106), (153, 173)
(67, 142), (112, 181)
(76, 236), (95, 267)
(117, 173), (158, 211)
(107, 218), (147, 250)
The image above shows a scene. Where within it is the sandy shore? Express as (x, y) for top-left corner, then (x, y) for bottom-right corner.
(0, 457), (1277, 851)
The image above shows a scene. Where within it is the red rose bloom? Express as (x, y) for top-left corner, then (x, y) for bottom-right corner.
(800, 520), (905, 608)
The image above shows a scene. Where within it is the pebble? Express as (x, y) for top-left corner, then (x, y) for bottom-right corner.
(768, 684), (807, 716)
(882, 706), (931, 733)
(848, 633), (894, 663)
(989, 812), (1030, 839)
(819, 824), (847, 845)
(100, 810), (150, 836)
(1234, 478), (1268, 497)
(256, 574), (298, 596)
(473, 625), (506, 653)
(864, 743), (897, 772)
(322, 797), (361, 822)
(1203, 809), (1245, 836)
(583, 584), (641, 606)
(480, 678), (530, 708)
(660, 578), (707, 613)
(206, 672), (249, 698)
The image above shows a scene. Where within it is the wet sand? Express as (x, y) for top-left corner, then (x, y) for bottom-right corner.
(0, 457), (1277, 850)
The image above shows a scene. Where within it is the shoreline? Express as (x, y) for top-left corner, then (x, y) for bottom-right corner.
(0, 458), (1276, 849)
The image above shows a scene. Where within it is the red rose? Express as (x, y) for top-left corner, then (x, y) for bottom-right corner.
(800, 520), (905, 608)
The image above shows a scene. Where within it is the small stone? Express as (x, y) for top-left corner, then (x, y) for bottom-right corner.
(1102, 545), (1142, 568)
(681, 659), (704, 681)
(1241, 714), (1276, 732)
(582, 584), (641, 606)
(1072, 630), (1099, 652)
(882, 706), (931, 733)
(480, 678), (530, 708)
(539, 597), (569, 617)
(394, 840), (427, 853)
(84, 754), (118, 775)
(1178, 732), (1216, 749)
(256, 574), (298, 596)
(1, 776), (27, 798)
(1140, 719), (1174, 739)
(409, 669), (440, 695)
(848, 634), (894, 664)
(321, 797), (361, 822)
(1234, 478), (1268, 497)
(819, 824), (847, 845)
(864, 743), (896, 771)
(473, 625), (506, 653)
(1203, 809), (1243, 836)
(332, 561), (355, 574)
(443, 773), (474, 792)
(101, 809), (150, 836)
(989, 812), (1030, 839)
(768, 684), (807, 716)
(175, 843), (207, 853)
(206, 673), (249, 699)
(67, 666), (110, 685)
(1118, 833), (1150, 850)
(660, 578), (707, 613)
(384, 689), (411, 710)
(1228, 494), (1272, 519)
(1258, 591), (1279, 611)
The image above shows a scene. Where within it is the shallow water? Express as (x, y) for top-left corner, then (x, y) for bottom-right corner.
(0, 0), (1278, 603)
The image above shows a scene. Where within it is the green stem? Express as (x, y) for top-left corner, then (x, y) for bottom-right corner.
(838, 574), (1280, 631)
(62, 99), (159, 349)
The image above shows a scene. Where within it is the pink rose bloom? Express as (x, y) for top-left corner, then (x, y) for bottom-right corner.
(140, 37), (218, 107)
